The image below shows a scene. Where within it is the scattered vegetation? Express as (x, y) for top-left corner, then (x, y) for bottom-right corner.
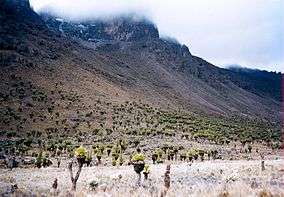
(0, 76), (281, 171)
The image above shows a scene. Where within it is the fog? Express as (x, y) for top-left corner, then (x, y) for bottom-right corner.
(30, 0), (284, 72)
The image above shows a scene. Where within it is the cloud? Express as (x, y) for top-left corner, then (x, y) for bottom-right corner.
(30, 0), (284, 72)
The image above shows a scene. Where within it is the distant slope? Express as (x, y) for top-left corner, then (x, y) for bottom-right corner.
(227, 66), (282, 102)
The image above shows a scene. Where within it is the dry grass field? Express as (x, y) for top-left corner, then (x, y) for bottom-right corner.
(0, 159), (283, 197)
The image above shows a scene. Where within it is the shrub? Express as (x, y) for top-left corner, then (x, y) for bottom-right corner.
(42, 152), (52, 167)
(152, 153), (158, 164)
(117, 139), (127, 152)
(35, 152), (43, 168)
(6, 131), (17, 138)
(75, 145), (87, 164)
(180, 151), (187, 161)
(46, 142), (56, 152)
(85, 152), (92, 166)
(247, 144), (252, 153)
(89, 180), (99, 191)
(154, 148), (163, 158)
(75, 146), (87, 158)
(211, 150), (218, 160)
(35, 151), (52, 168)
(197, 149), (205, 161)
(143, 164), (150, 174)
(66, 145), (74, 153)
(133, 139), (140, 147)
(106, 147), (112, 156)
(271, 142), (281, 150)
(111, 145), (121, 160)
(132, 153), (145, 162)
(68, 145), (87, 190)
(23, 137), (33, 147)
(187, 149), (199, 161)
(112, 157), (117, 166)
(118, 154), (124, 166)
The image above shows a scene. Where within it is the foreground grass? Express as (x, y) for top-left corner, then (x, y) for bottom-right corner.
(0, 159), (283, 196)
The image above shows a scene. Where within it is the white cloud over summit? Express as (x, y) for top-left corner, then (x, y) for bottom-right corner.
(30, 0), (284, 72)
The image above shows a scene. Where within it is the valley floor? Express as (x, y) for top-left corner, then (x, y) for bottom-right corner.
(0, 159), (283, 196)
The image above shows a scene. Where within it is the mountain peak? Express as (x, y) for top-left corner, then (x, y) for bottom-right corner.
(3, 0), (30, 8)
(101, 15), (160, 41)
(42, 13), (159, 42)
(0, 0), (43, 26)
(1, 0), (31, 14)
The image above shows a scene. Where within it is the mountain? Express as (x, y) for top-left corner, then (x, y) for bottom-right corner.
(227, 65), (282, 101)
(39, 13), (281, 118)
(0, 0), (281, 149)
(41, 14), (160, 42)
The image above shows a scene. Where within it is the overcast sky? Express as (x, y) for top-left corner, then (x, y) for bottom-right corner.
(30, 0), (283, 72)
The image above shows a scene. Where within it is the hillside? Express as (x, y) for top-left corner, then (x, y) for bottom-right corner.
(0, 0), (282, 156)
(40, 13), (282, 119)
(227, 66), (282, 101)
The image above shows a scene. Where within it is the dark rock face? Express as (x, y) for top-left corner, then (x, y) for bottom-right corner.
(227, 67), (282, 101)
(42, 15), (159, 42)
(40, 13), (193, 63)
(0, 0), (43, 25)
(107, 18), (159, 41)
(0, 0), (30, 11)
(142, 38), (193, 62)
(4, 0), (30, 9)
(181, 45), (191, 57)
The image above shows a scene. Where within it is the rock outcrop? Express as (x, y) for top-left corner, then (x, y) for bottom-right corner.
(42, 14), (159, 42)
